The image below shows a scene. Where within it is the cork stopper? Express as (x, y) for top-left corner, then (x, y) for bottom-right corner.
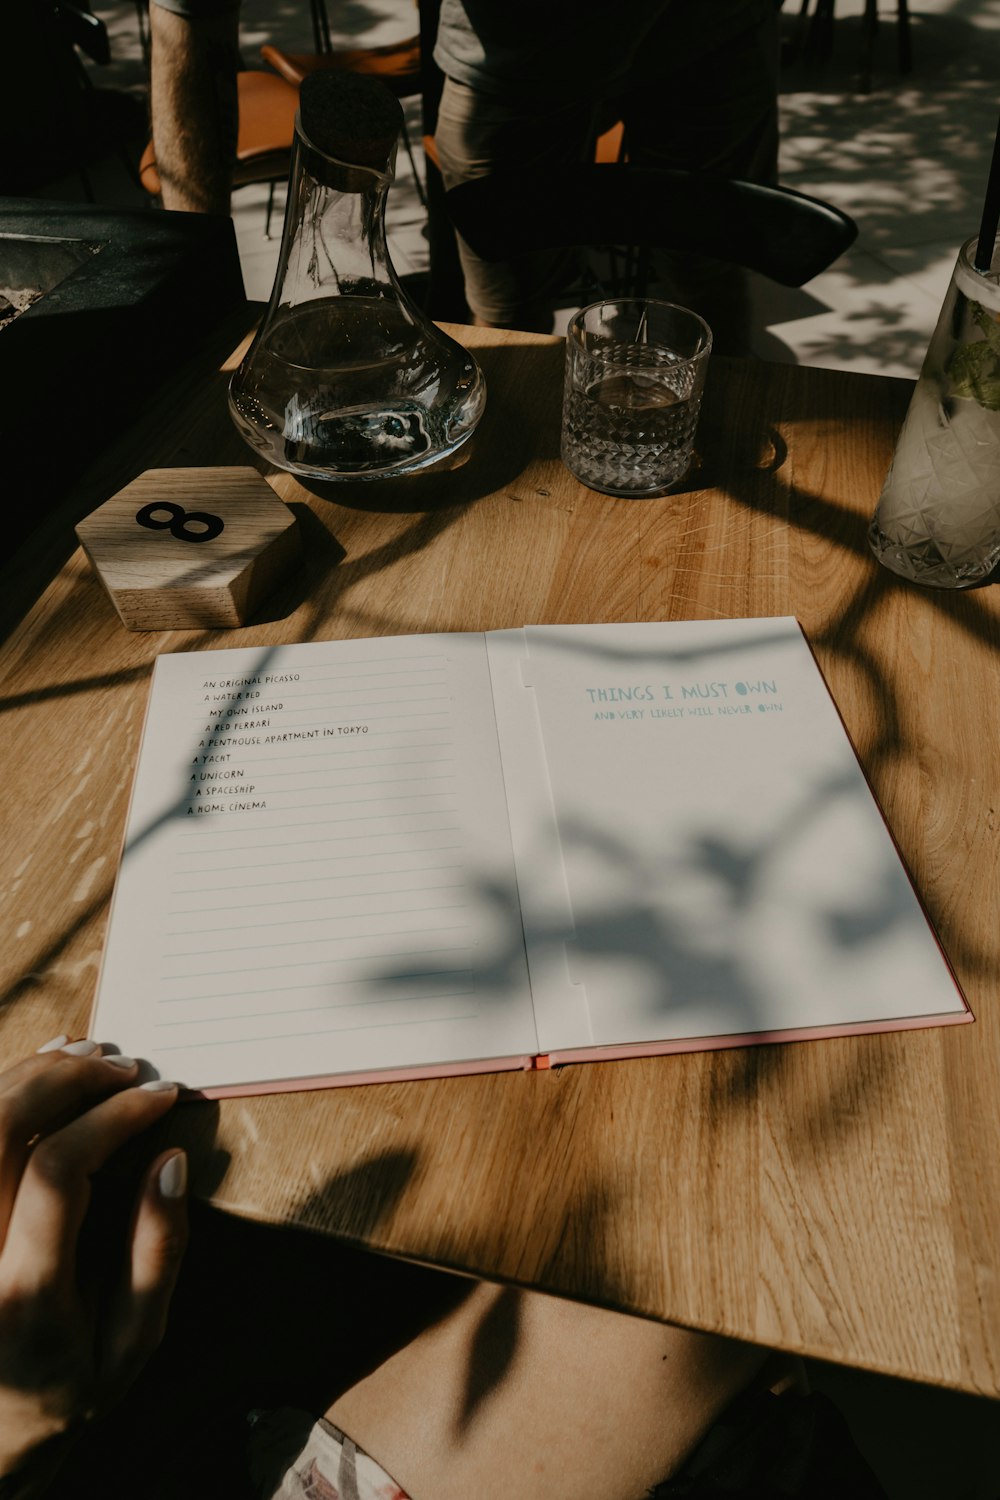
(298, 71), (403, 175)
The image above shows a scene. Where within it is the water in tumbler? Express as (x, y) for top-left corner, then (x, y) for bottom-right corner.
(562, 357), (699, 496)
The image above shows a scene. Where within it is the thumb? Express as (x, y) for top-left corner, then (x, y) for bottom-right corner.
(103, 1150), (188, 1405)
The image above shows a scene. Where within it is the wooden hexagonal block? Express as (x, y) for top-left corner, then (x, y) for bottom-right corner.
(76, 467), (302, 631)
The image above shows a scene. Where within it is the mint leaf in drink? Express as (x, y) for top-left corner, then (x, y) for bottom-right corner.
(947, 338), (1000, 409)
(970, 300), (1000, 354)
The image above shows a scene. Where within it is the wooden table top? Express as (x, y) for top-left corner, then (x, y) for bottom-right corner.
(3, 314), (999, 1397)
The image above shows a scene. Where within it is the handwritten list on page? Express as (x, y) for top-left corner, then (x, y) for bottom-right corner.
(92, 634), (537, 1092)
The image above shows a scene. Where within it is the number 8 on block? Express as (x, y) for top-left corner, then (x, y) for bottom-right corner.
(135, 500), (226, 544)
(76, 467), (301, 631)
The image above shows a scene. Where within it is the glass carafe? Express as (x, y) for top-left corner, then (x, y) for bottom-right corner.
(229, 71), (485, 481)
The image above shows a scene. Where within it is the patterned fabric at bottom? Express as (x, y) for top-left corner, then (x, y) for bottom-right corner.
(246, 1408), (411, 1500)
(246, 1390), (888, 1500)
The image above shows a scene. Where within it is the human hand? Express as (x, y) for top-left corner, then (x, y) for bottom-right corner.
(0, 1038), (187, 1497)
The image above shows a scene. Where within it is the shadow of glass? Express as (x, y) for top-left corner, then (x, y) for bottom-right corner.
(701, 357), (1000, 667)
(245, 502), (347, 624)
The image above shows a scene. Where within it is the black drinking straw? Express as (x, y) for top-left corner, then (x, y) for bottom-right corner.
(974, 108), (1000, 272)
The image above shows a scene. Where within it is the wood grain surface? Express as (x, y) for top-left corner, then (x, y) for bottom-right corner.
(2, 315), (999, 1396)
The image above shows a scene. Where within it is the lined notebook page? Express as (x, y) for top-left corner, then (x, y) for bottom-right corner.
(92, 635), (537, 1092)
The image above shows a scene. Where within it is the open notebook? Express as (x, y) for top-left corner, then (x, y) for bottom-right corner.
(90, 617), (970, 1096)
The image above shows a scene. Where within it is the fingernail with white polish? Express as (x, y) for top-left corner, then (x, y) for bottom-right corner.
(36, 1035), (70, 1053)
(61, 1039), (100, 1057)
(103, 1055), (137, 1069)
(158, 1152), (187, 1200)
(139, 1078), (178, 1092)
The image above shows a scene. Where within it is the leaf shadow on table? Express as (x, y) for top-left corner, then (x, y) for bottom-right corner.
(0, 879), (115, 1024)
(0, 659), (154, 716)
(291, 505), (470, 644)
(247, 501), (348, 624)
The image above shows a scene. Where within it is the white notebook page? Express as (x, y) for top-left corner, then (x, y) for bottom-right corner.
(93, 634), (536, 1091)
(496, 618), (967, 1052)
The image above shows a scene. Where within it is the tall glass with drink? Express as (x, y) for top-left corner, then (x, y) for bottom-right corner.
(869, 235), (1000, 588)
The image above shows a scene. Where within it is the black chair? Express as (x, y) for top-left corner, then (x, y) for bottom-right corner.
(444, 165), (857, 296)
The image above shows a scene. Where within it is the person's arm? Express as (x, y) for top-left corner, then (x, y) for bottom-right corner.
(149, 0), (241, 214)
(0, 1039), (186, 1497)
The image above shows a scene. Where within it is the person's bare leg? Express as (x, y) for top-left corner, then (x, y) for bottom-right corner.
(149, 2), (239, 214)
(328, 1282), (766, 1500)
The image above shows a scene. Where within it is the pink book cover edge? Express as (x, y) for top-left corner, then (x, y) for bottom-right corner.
(546, 1007), (973, 1068)
(188, 1052), (537, 1101)
(187, 1006), (972, 1099)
